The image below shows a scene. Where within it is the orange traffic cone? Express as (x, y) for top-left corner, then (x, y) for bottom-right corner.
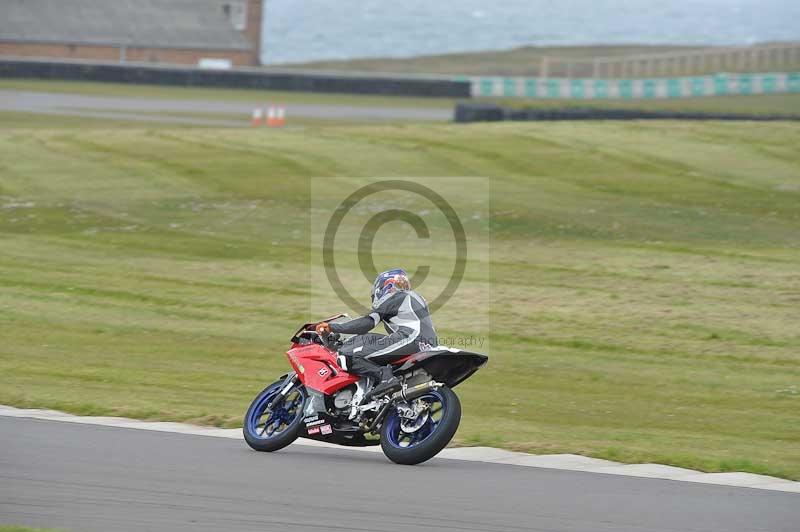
(251, 108), (263, 127)
(265, 106), (277, 127)
(275, 106), (286, 127)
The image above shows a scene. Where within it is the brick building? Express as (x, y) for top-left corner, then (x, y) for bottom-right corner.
(0, 0), (264, 67)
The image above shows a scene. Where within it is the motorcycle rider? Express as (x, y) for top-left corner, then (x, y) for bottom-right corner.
(315, 268), (438, 403)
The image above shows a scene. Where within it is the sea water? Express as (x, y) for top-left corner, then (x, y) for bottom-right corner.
(262, 0), (800, 65)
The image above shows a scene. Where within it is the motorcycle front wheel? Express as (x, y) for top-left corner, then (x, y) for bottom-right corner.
(243, 380), (306, 452)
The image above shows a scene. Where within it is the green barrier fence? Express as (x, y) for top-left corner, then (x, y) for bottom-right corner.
(468, 72), (800, 99)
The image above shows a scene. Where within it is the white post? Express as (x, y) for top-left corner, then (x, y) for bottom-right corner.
(540, 56), (549, 78)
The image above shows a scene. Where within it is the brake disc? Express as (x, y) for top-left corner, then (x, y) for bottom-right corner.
(399, 400), (431, 433)
(400, 412), (430, 433)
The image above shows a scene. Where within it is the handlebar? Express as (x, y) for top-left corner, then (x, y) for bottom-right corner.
(322, 331), (342, 350)
(291, 317), (348, 346)
(297, 329), (341, 350)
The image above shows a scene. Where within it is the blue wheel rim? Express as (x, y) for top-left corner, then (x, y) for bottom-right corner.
(246, 385), (304, 440)
(385, 391), (446, 449)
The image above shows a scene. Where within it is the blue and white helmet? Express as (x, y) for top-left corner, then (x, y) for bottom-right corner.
(371, 268), (411, 309)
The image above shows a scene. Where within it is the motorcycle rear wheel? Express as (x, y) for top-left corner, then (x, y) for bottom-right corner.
(243, 380), (305, 452)
(380, 386), (461, 465)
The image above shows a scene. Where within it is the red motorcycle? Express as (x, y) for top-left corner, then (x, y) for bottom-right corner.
(243, 315), (488, 465)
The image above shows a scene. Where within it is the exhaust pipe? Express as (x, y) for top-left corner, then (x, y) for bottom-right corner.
(392, 380), (444, 402)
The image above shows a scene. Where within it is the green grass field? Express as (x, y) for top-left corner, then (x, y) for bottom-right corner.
(280, 44), (800, 77)
(279, 45), (710, 76)
(0, 527), (62, 532)
(1, 112), (799, 479)
(496, 93), (800, 117)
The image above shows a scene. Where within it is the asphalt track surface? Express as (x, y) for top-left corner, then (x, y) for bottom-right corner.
(2, 417), (798, 532)
(0, 90), (452, 126)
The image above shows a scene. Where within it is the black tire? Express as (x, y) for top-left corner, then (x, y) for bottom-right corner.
(380, 386), (461, 465)
(243, 380), (305, 452)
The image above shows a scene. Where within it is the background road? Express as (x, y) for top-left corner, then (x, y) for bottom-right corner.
(0, 90), (452, 125)
(1, 417), (797, 532)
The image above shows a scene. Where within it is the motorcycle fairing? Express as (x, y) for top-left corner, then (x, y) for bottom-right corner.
(286, 343), (359, 395)
(300, 406), (380, 447)
(300, 409), (336, 439)
(394, 347), (488, 388)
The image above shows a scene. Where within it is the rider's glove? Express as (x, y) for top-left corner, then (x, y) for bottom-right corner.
(315, 322), (331, 336)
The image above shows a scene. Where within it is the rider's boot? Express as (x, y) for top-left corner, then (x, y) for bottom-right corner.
(362, 365), (401, 402)
(348, 378), (370, 420)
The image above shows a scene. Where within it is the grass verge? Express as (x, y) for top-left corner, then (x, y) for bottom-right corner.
(279, 44), (800, 77)
(0, 116), (798, 479)
(0, 527), (64, 532)
(277, 45), (712, 76)
(494, 93), (800, 117)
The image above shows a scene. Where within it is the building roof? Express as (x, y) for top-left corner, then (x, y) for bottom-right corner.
(0, 0), (253, 51)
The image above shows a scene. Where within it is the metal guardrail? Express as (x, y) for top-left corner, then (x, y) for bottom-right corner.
(465, 72), (800, 99)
